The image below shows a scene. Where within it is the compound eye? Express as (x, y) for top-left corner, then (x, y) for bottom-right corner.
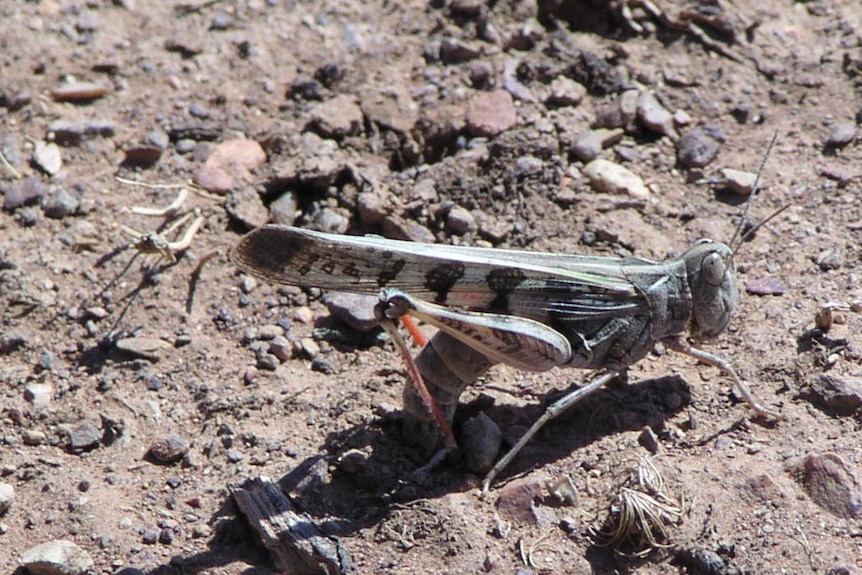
(702, 252), (726, 286)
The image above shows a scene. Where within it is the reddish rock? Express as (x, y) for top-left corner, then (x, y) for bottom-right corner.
(466, 89), (517, 137)
(194, 139), (266, 195)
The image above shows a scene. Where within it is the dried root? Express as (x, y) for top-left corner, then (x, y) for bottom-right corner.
(594, 456), (683, 557)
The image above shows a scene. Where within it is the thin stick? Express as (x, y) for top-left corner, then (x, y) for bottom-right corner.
(115, 176), (188, 190)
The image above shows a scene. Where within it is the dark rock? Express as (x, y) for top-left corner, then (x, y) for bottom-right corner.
(677, 128), (720, 168)
(148, 434), (189, 464)
(801, 374), (862, 415)
(3, 176), (47, 211)
(68, 423), (102, 451)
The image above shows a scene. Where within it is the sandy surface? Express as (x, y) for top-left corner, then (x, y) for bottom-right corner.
(1, 1), (861, 573)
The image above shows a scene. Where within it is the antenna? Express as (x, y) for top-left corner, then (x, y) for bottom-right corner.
(729, 131), (779, 252)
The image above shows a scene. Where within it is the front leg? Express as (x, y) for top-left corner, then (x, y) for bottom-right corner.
(665, 337), (781, 419)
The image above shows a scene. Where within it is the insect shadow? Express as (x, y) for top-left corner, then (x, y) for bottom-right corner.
(278, 373), (694, 521)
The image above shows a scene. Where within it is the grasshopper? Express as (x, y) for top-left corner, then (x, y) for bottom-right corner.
(232, 150), (781, 493)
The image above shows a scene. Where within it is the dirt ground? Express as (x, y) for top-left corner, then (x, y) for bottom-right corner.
(2, 0), (862, 573)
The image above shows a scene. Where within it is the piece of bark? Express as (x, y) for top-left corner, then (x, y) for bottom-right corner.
(229, 476), (355, 574)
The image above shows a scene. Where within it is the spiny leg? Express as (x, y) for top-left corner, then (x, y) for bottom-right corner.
(665, 337), (781, 419)
(481, 369), (619, 495)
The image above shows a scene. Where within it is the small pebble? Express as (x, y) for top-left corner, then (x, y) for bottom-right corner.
(33, 141), (63, 176)
(257, 324), (282, 340)
(68, 423), (102, 451)
(381, 216), (435, 243)
(439, 37), (481, 64)
(311, 357), (334, 374)
(42, 188), (79, 219)
(19, 540), (95, 575)
(466, 89), (517, 137)
(745, 277), (785, 296)
(324, 292), (379, 332)
(677, 128), (720, 168)
(269, 190), (298, 226)
(445, 206), (478, 235)
(3, 176), (47, 210)
(148, 434), (189, 464)
(115, 337), (171, 362)
(793, 453), (862, 518)
(545, 76), (586, 107)
(22, 429), (47, 446)
(459, 412), (501, 473)
(570, 128), (624, 162)
(720, 168), (757, 196)
(0, 482), (14, 515)
(583, 159), (650, 200)
(257, 354), (279, 371)
(210, 12), (234, 30)
(815, 250), (842, 270)
(825, 122), (856, 148)
(268, 336), (292, 362)
(24, 383), (53, 409)
(638, 425), (660, 454)
(193, 139), (266, 195)
(48, 119), (115, 145)
(803, 374), (862, 415)
(637, 91), (676, 138)
(336, 449), (369, 474)
(243, 366), (259, 385)
(692, 549), (725, 574)
(52, 82), (108, 102)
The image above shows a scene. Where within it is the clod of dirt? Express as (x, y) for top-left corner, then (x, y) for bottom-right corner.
(494, 479), (545, 525)
(309, 94), (364, 138)
(738, 473), (787, 504)
(19, 539), (95, 575)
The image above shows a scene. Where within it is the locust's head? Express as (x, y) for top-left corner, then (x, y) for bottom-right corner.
(681, 239), (739, 339)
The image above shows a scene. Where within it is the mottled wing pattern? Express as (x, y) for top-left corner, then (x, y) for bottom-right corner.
(232, 225), (649, 322)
